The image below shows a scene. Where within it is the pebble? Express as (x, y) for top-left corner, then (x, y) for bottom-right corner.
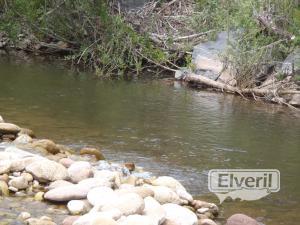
(59, 158), (74, 168)
(8, 176), (29, 190)
(18, 212), (31, 220)
(0, 180), (9, 196)
(67, 200), (86, 215)
(34, 191), (44, 201)
(62, 216), (80, 225)
(198, 218), (217, 225)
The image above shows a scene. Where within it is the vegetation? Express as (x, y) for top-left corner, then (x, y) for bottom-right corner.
(0, 0), (299, 82)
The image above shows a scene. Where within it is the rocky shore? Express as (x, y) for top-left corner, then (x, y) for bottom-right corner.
(0, 115), (260, 225)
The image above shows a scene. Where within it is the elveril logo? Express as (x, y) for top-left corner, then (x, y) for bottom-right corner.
(208, 169), (280, 203)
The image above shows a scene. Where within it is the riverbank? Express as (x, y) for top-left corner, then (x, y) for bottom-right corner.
(1, 116), (223, 225)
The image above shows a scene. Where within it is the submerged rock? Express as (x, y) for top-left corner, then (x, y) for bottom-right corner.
(32, 139), (60, 154)
(26, 159), (68, 182)
(80, 147), (105, 161)
(226, 214), (259, 225)
(62, 216), (80, 225)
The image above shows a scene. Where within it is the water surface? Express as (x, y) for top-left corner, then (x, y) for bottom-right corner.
(0, 61), (299, 224)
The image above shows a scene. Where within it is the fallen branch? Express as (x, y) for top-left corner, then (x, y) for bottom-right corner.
(182, 72), (300, 96)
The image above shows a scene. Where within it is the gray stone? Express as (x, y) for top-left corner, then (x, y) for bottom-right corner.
(281, 48), (300, 76)
(288, 94), (300, 107)
(192, 32), (233, 80)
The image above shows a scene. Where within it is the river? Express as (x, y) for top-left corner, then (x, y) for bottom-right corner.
(0, 60), (299, 225)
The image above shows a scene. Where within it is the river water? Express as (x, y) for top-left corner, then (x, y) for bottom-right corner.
(0, 60), (299, 224)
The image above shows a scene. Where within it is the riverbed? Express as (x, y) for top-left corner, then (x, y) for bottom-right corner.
(0, 61), (299, 225)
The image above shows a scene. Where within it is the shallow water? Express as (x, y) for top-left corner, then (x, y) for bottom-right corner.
(0, 61), (299, 224)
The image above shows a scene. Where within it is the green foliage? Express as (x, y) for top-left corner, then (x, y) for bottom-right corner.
(0, 0), (167, 77)
(193, 0), (299, 87)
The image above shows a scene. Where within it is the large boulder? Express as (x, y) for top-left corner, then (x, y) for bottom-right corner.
(288, 94), (300, 107)
(226, 214), (259, 225)
(102, 193), (145, 216)
(44, 185), (89, 202)
(162, 203), (198, 225)
(192, 31), (237, 86)
(26, 160), (68, 182)
(281, 48), (300, 76)
(0, 123), (21, 135)
(68, 161), (93, 183)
